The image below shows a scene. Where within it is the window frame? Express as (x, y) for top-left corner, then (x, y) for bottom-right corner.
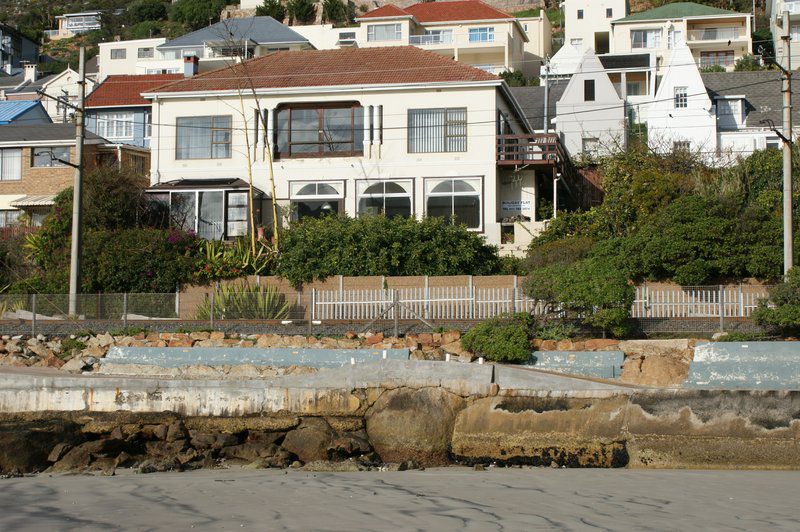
(367, 23), (402, 42)
(673, 140), (691, 152)
(167, 188), (252, 239)
(577, 9), (584, 19)
(408, 107), (468, 154)
(175, 115), (233, 160)
(700, 50), (734, 68)
(137, 47), (154, 59)
(110, 48), (127, 60)
(423, 176), (483, 231)
(31, 146), (71, 167)
(276, 102), (364, 159)
(606, 8), (613, 18)
(468, 27), (495, 43)
(96, 111), (135, 140)
(631, 29), (661, 49)
(356, 179), (414, 218)
(289, 180), (345, 221)
(584, 79), (596, 102)
(674, 86), (688, 109)
(0, 148), (22, 181)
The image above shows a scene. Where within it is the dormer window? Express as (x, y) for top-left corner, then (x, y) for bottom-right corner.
(716, 97), (745, 129)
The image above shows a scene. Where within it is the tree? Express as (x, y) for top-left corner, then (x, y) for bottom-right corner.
(286, 0), (317, 24)
(734, 53), (764, 71)
(169, 0), (227, 30)
(499, 70), (538, 87)
(128, 0), (168, 24)
(256, 0), (287, 21)
(321, 0), (348, 24)
(753, 267), (800, 334)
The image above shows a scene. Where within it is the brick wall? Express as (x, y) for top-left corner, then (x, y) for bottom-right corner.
(0, 145), (99, 197)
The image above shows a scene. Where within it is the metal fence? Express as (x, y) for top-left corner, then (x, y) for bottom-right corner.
(0, 283), (774, 336)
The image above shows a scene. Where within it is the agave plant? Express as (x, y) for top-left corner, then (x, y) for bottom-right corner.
(195, 281), (290, 320)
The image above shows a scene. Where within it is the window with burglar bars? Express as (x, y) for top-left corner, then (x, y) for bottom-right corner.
(408, 108), (467, 153)
(176, 115), (232, 160)
(276, 103), (364, 158)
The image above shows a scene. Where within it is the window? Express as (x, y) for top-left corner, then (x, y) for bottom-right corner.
(146, 68), (181, 74)
(32, 146), (70, 167)
(137, 47), (154, 59)
(631, 29), (661, 49)
(416, 29), (452, 44)
(357, 180), (412, 218)
(110, 48), (126, 60)
(129, 154), (147, 175)
(0, 210), (20, 228)
(161, 47), (205, 60)
(176, 115), (232, 160)
(570, 38), (583, 48)
(276, 104), (364, 158)
(468, 27), (494, 42)
(700, 50), (734, 68)
(716, 98), (742, 129)
(408, 108), (467, 153)
(523, 23), (528, 32)
(144, 110), (152, 139)
(584, 79), (595, 101)
(289, 181), (344, 221)
(792, 24), (800, 42)
(606, 8), (613, 18)
(367, 24), (401, 41)
(674, 86), (688, 108)
(169, 190), (250, 239)
(97, 112), (134, 139)
(425, 177), (481, 230)
(668, 29), (684, 49)
(0, 149), (21, 181)
(577, 9), (584, 19)
(626, 81), (642, 96)
(226, 192), (248, 237)
(338, 31), (356, 40)
(766, 136), (781, 150)
(582, 137), (599, 154)
(673, 141), (691, 152)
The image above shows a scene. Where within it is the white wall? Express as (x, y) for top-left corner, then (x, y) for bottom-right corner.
(564, 0), (627, 53)
(98, 38), (167, 79)
(555, 51), (626, 157)
(41, 69), (97, 123)
(149, 83), (520, 246)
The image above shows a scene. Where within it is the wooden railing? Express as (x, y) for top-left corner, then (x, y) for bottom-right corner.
(0, 226), (38, 241)
(496, 134), (565, 166)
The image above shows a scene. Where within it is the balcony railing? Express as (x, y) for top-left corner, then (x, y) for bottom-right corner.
(783, 1), (800, 14)
(409, 34), (453, 45)
(687, 27), (743, 41)
(497, 134), (565, 166)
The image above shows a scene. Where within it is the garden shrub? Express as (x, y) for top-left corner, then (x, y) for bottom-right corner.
(195, 281), (290, 320)
(752, 267), (800, 333)
(461, 314), (533, 363)
(535, 322), (580, 341)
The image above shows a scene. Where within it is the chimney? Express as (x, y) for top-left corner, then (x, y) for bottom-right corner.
(183, 55), (199, 77)
(23, 62), (37, 83)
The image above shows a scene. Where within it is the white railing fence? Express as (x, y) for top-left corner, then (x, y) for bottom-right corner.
(312, 284), (772, 322)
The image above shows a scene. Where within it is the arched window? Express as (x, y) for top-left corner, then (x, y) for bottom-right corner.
(425, 177), (481, 230)
(357, 180), (412, 218)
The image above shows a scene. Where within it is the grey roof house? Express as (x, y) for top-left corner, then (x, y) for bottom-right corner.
(157, 17), (312, 60)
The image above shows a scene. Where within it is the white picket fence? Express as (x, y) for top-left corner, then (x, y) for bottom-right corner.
(310, 284), (771, 322)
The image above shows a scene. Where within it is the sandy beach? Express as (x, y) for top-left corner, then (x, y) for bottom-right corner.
(1, 467), (798, 530)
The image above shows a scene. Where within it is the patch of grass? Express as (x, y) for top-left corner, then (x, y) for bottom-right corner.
(720, 332), (772, 342)
(59, 338), (86, 360)
(107, 326), (149, 337)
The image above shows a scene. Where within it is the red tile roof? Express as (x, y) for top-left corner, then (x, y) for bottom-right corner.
(359, 1), (513, 23)
(85, 74), (184, 108)
(148, 47), (498, 94)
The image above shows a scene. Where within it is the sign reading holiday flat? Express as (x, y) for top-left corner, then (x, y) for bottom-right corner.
(501, 200), (531, 215)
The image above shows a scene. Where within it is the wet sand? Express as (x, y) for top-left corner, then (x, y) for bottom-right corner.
(1, 468), (799, 531)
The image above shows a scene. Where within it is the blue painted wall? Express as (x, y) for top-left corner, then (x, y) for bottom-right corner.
(688, 342), (800, 390)
(85, 106), (151, 148)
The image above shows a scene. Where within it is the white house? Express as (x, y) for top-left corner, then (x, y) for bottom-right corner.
(143, 46), (572, 255)
(767, 0), (800, 69)
(555, 51), (626, 157)
(561, 0), (627, 55)
(641, 45), (717, 157)
(45, 11), (102, 40)
(98, 38), (167, 80)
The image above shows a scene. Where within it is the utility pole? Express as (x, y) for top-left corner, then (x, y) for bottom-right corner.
(542, 57), (550, 132)
(782, 11), (793, 276)
(68, 47), (85, 316)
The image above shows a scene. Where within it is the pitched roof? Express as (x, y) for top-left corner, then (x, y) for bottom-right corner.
(159, 16), (308, 49)
(615, 2), (741, 22)
(0, 72), (58, 92)
(509, 82), (568, 127)
(0, 100), (44, 123)
(149, 46), (498, 94)
(85, 74), (184, 108)
(0, 123), (105, 144)
(359, 1), (513, 23)
(701, 71), (800, 128)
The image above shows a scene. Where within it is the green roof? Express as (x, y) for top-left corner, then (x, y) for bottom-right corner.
(614, 2), (741, 23)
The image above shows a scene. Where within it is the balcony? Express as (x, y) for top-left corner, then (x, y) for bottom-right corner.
(687, 27), (744, 42)
(409, 34), (453, 45)
(497, 134), (565, 166)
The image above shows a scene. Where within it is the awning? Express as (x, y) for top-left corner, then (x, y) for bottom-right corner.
(9, 195), (56, 207)
(147, 179), (264, 196)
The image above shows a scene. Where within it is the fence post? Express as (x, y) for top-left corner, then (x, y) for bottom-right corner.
(739, 283), (744, 317)
(512, 275), (518, 315)
(718, 284), (724, 332)
(393, 289), (399, 338)
(123, 293), (128, 331)
(31, 294), (36, 338)
(424, 275), (430, 320)
(175, 284), (180, 318)
(210, 291), (215, 329)
(308, 288), (315, 336)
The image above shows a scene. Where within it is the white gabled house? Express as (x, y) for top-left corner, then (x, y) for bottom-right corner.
(645, 45), (717, 157)
(143, 46), (572, 255)
(555, 50), (626, 157)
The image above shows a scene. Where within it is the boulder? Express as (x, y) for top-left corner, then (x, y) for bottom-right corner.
(327, 433), (371, 459)
(61, 356), (90, 373)
(584, 339), (620, 351)
(0, 420), (84, 474)
(366, 387), (465, 466)
(282, 418), (336, 463)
